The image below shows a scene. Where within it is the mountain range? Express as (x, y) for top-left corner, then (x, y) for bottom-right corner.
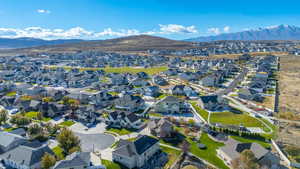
(1, 24), (300, 50)
(186, 25), (300, 42)
(0, 37), (84, 49)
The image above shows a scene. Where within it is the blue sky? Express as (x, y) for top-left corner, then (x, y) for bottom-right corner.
(0, 0), (300, 40)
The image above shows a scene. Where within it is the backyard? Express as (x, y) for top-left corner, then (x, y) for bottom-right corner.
(190, 101), (209, 122)
(209, 111), (270, 132)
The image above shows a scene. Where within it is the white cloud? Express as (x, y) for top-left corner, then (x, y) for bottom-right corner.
(158, 24), (198, 34)
(37, 9), (51, 14)
(208, 27), (220, 35)
(0, 24), (199, 40)
(223, 26), (230, 33)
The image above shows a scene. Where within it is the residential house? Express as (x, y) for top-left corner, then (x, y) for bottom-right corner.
(107, 111), (144, 129)
(238, 88), (264, 102)
(152, 75), (168, 86)
(217, 139), (279, 168)
(112, 135), (165, 169)
(197, 95), (228, 111)
(0, 141), (53, 169)
(154, 96), (189, 114)
(0, 132), (27, 154)
(144, 86), (160, 97)
(148, 118), (174, 138)
(114, 94), (145, 112)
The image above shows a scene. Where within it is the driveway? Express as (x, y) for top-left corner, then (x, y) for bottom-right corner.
(75, 132), (115, 152)
(69, 122), (107, 134)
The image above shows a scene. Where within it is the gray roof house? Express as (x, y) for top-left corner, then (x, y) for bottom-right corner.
(154, 96), (189, 114)
(0, 141), (53, 169)
(0, 132), (27, 154)
(217, 139), (279, 167)
(53, 152), (98, 169)
(197, 95), (228, 111)
(112, 135), (162, 169)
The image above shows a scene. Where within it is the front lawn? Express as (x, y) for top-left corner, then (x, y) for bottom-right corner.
(190, 102), (209, 122)
(24, 111), (39, 119)
(210, 111), (268, 131)
(52, 146), (65, 160)
(160, 146), (181, 169)
(59, 120), (75, 127)
(101, 159), (121, 169)
(106, 128), (134, 136)
(187, 133), (229, 169)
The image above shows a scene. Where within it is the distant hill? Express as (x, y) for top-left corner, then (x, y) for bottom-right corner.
(186, 25), (300, 42)
(4, 35), (195, 54)
(0, 37), (84, 49)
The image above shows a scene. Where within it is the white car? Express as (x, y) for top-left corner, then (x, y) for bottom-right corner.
(8, 108), (19, 115)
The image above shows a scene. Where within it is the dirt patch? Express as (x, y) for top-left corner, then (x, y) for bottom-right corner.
(278, 55), (300, 117)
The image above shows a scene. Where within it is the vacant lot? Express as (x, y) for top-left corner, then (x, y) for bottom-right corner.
(278, 55), (300, 118)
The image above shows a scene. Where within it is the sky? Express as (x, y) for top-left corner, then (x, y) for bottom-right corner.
(0, 0), (300, 40)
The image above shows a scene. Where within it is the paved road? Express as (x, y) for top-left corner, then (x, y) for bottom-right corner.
(216, 67), (248, 96)
(75, 132), (115, 152)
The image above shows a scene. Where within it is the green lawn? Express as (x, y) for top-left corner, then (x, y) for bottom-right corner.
(106, 128), (134, 136)
(149, 112), (163, 117)
(3, 127), (18, 132)
(188, 133), (229, 169)
(102, 66), (168, 75)
(101, 160), (121, 169)
(210, 111), (269, 131)
(24, 111), (39, 119)
(160, 146), (181, 169)
(46, 65), (168, 75)
(59, 120), (75, 127)
(52, 146), (65, 160)
(5, 91), (16, 97)
(190, 102), (209, 122)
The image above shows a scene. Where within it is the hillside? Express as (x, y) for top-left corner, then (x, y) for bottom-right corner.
(187, 25), (300, 42)
(0, 37), (84, 49)
(0, 35), (196, 55)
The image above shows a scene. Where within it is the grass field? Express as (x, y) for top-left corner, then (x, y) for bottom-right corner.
(160, 146), (181, 169)
(59, 120), (75, 127)
(210, 111), (269, 131)
(45, 65), (168, 75)
(24, 111), (39, 119)
(106, 128), (134, 135)
(190, 102), (209, 122)
(187, 133), (229, 169)
(5, 91), (16, 96)
(101, 159), (122, 169)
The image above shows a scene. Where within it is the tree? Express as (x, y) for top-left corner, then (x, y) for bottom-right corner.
(28, 124), (43, 136)
(0, 109), (8, 125)
(69, 146), (81, 154)
(180, 140), (190, 154)
(37, 112), (43, 120)
(232, 149), (260, 169)
(41, 153), (56, 169)
(57, 128), (81, 155)
(45, 123), (60, 136)
(10, 114), (31, 127)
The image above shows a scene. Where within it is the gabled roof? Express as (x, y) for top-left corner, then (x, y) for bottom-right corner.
(199, 95), (219, 104)
(53, 152), (90, 169)
(113, 135), (159, 157)
(0, 131), (27, 149)
(0, 142), (53, 167)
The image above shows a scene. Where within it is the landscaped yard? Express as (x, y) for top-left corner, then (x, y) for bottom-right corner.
(59, 120), (75, 127)
(210, 111), (269, 132)
(52, 146), (65, 160)
(160, 146), (181, 169)
(24, 111), (52, 122)
(101, 159), (121, 169)
(190, 102), (209, 122)
(24, 111), (39, 119)
(187, 133), (229, 169)
(230, 135), (271, 149)
(106, 128), (134, 135)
